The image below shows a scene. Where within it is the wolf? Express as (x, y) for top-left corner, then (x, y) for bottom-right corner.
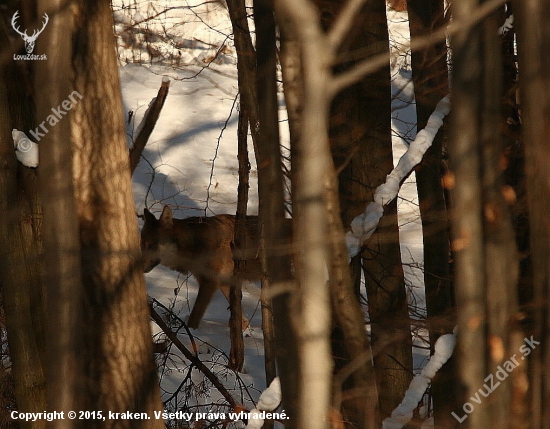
(141, 206), (262, 328)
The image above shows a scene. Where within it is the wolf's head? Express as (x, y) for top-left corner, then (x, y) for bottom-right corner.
(141, 206), (175, 273)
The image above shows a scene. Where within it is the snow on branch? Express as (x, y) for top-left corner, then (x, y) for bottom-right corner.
(12, 129), (39, 168)
(498, 15), (514, 36)
(346, 201), (384, 257)
(375, 95), (451, 204)
(346, 94), (451, 257)
(382, 327), (457, 429)
(246, 377), (282, 429)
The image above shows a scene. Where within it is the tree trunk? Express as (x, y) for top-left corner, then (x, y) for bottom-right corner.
(407, 0), (456, 425)
(35, 0), (86, 426)
(324, 0), (413, 418)
(449, 0), (490, 426)
(500, 5), (531, 427)
(253, 0), (301, 426)
(481, 7), (520, 428)
(274, 2), (336, 429)
(0, 5), (47, 426)
(229, 103), (248, 372)
(516, 1), (550, 428)
(70, 0), (163, 425)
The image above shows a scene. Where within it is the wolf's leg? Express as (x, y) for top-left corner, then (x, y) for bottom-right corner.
(219, 284), (250, 330)
(187, 277), (218, 329)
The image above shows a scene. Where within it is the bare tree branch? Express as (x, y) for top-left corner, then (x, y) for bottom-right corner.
(327, 0), (367, 53)
(149, 303), (238, 409)
(330, 0), (506, 96)
(129, 78), (170, 175)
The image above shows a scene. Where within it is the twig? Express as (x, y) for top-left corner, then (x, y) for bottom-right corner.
(205, 92), (238, 215)
(149, 302), (238, 408)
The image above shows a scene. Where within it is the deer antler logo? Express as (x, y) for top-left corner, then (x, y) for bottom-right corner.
(11, 11), (49, 54)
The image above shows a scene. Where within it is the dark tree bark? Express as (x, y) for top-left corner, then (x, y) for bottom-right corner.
(35, 0), (86, 425)
(229, 103), (248, 372)
(516, 2), (550, 428)
(0, 4), (46, 426)
(70, 0), (163, 425)
(326, 177), (378, 429)
(253, 0), (300, 426)
(321, 0), (412, 419)
(226, 0), (299, 423)
(480, 7), (520, 428)
(407, 0), (456, 426)
(0, 135), (45, 429)
(226, 0), (259, 151)
(500, 5), (531, 427)
(449, 0), (489, 427)
(449, 2), (525, 427)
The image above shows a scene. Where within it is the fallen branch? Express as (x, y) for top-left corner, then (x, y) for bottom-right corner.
(148, 301), (238, 408)
(129, 77), (170, 175)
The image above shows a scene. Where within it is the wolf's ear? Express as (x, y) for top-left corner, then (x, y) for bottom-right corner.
(143, 208), (157, 225)
(159, 205), (173, 228)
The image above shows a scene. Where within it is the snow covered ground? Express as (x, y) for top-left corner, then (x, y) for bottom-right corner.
(117, 1), (432, 426)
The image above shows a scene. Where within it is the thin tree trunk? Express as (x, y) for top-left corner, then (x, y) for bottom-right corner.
(253, 0), (301, 426)
(449, 0), (490, 426)
(481, 7), (519, 429)
(229, 102), (248, 372)
(226, 0), (299, 421)
(273, 2), (336, 428)
(407, 0), (456, 425)
(500, 5), (530, 427)
(279, 17), (303, 151)
(326, 177), (377, 429)
(226, 0), (259, 152)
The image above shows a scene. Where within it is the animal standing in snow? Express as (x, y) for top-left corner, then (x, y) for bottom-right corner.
(141, 206), (262, 328)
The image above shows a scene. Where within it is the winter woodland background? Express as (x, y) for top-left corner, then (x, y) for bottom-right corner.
(0, 0), (549, 428)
